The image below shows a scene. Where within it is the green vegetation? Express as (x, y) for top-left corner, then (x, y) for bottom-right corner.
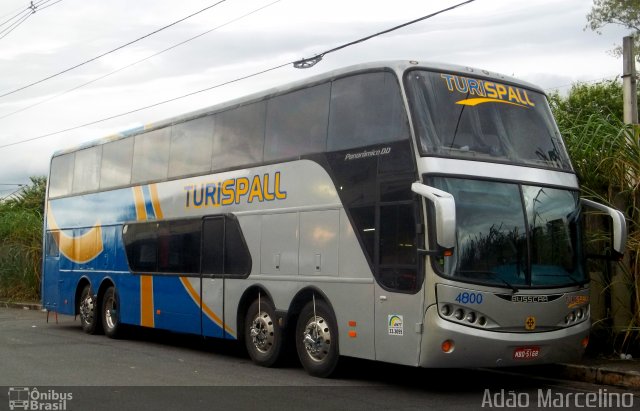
(0, 176), (46, 301)
(550, 80), (640, 354)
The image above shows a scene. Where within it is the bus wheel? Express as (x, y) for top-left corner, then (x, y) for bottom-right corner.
(245, 298), (283, 367)
(295, 299), (339, 377)
(102, 286), (122, 339)
(79, 284), (100, 334)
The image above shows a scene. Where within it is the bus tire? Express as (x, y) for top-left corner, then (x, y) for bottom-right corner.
(295, 299), (339, 378)
(244, 298), (283, 367)
(101, 286), (122, 339)
(79, 284), (100, 334)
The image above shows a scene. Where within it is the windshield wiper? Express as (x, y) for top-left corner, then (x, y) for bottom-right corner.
(458, 270), (520, 294)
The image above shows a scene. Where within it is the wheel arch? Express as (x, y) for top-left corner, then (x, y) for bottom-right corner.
(74, 276), (92, 316)
(96, 276), (116, 305)
(236, 284), (275, 343)
(287, 286), (337, 336)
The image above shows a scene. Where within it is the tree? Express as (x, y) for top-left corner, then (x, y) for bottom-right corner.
(548, 79), (625, 130)
(586, 0), (640, 63)
(1, 176), (46, 214)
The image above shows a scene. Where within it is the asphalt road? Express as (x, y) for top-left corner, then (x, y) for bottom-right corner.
(0, 307), (638, 411)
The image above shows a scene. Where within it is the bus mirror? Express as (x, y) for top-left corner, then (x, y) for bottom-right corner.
(411, 182), (456, 249)
(581, 198), (627, 256)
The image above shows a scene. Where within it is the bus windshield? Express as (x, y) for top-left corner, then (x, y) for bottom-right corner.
(431, 177), (585, 288)
(406, 70), (571, 170)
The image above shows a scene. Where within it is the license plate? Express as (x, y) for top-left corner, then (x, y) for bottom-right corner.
(513, 346), (540, 360)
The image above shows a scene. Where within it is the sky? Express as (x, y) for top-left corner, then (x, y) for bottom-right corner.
(0, 0), (634, 194)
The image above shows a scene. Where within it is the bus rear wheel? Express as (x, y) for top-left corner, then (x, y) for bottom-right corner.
(79, 284), (100, 334)
(102, 286), (122, 339)
(244, 298), (283, 367)
(295, 299), (339, 377)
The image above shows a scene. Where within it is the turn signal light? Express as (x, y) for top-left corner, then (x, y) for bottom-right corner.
(581, 336), (589, 348)
(441, 339), (455, 353)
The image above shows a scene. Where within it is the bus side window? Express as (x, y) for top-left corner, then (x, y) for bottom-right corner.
(264, 83), (330, 162)
(72, 146), (102, 194)
(157, 220), (201, 274)
(202, 216), (252, 276)
(202, 217), (224, 274)
(46, 231), (60, 257)
(123, 222), (159, 272)
(379, 203), (418, 291)
(169, 116), (214, 178)
(100, 138), (133, 189)
(212, 102), (266, 171)
(131, 127), (171, 184)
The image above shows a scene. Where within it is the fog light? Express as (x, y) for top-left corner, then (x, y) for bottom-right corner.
(454, 309), (464, 320)
(567, 312), (576, 323)
(478, 316), (487, 326)
(465, 312), (476, 323)
(441, 339), (455, 353)
(440, 304), (451, 316)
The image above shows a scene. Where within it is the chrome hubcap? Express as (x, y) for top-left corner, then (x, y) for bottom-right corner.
(80, 293), (94, 325)
(249, 311), (274, 353)
(105, 296), (117, 330)
(302, 316), (331, 362)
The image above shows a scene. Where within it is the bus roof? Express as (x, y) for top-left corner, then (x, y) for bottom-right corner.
(52, 59), (545, 157)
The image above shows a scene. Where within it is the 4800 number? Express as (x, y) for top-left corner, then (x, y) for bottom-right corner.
(455, 292), (483, 304)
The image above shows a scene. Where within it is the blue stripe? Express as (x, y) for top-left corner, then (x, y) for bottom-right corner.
(141, 185), (155, 220)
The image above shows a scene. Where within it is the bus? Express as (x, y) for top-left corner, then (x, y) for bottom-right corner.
(41, 60), (627, 377)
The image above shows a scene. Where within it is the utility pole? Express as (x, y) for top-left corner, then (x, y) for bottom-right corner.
(622, 35), (638, 125)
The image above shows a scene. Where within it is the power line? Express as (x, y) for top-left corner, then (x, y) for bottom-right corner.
(0, 186), (25, 201)
(294, 0), (476, 68)
(36, 0), (64, 12)
(0, 0), (228, 100)
(0, 0), (282, 122)
(0, 0), (61, 40)
(0, 0), (44, 29)
(0, 0), (476, 150)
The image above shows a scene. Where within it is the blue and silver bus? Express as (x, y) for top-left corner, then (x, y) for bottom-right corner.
(41, 60), (626, 377)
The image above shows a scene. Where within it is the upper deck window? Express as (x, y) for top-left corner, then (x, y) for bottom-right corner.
(328, 71), (409, 151)
(265, 83), (330, 161)
(49, 153), (74, 198)
(405, 70), (571, 170)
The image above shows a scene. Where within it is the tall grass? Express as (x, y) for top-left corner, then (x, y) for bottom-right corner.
(561, 112), (640, 353)
(0, 178), (45, 301)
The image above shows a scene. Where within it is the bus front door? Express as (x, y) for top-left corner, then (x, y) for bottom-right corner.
(373, 201), (425, 366)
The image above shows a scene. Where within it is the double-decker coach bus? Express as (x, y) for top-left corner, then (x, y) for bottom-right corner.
(42, 60), (626, 377)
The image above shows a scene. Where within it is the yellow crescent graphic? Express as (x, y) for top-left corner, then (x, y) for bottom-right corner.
(47, 207), (104, 264)
(455, 97), (528, 108)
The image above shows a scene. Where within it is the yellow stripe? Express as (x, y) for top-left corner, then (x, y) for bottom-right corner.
(149, 184), (164, 220)
(132, 186), (147, 221)
(179, 277), (236, 337)
(140, 276), (155, 327)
